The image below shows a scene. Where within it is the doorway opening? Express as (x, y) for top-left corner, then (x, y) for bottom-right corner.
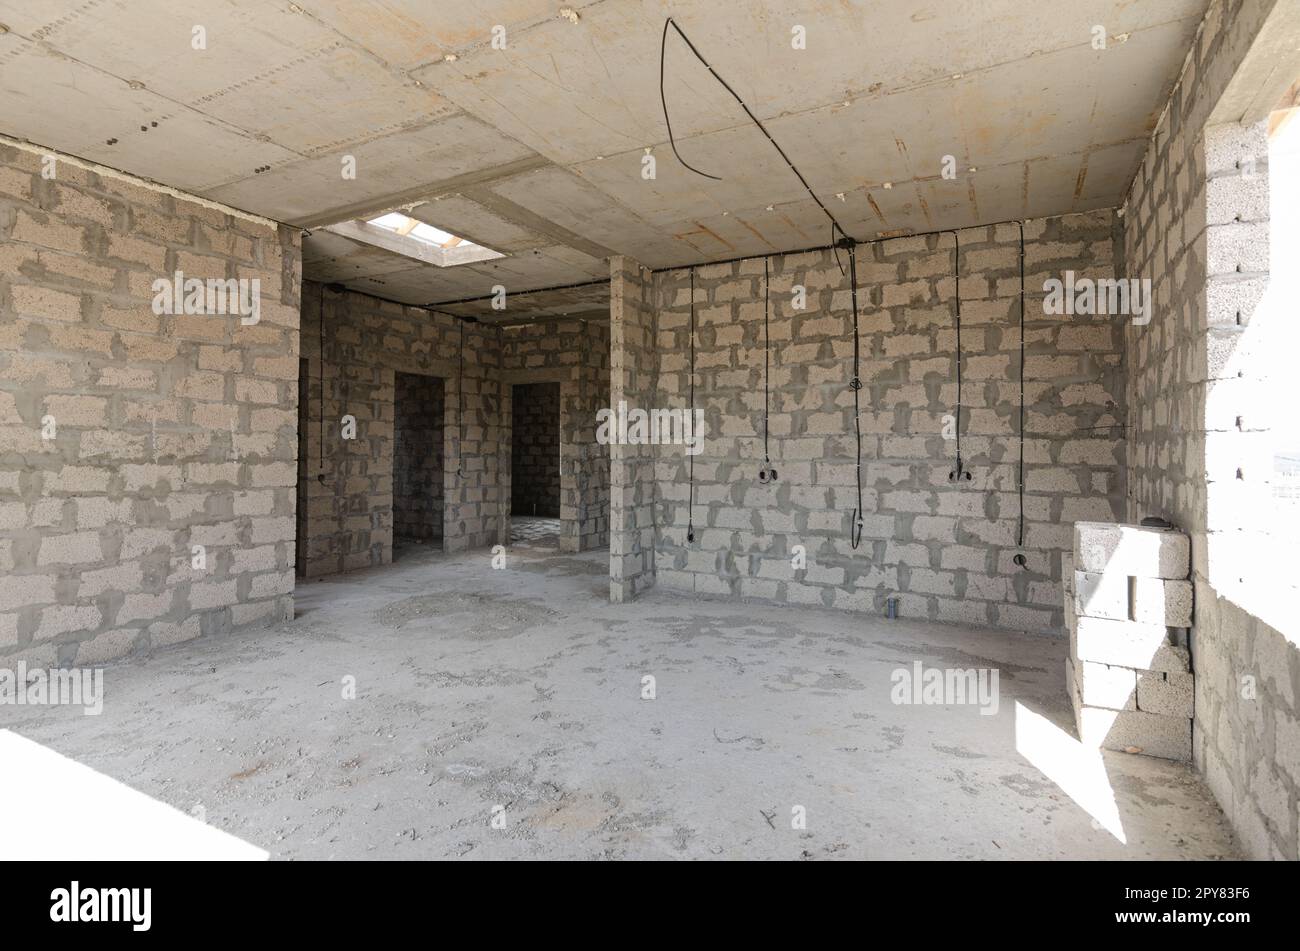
(393, 371), (446, 560)
(511, 381), (561, 548)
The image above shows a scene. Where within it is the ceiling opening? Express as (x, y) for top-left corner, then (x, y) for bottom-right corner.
(322, 210), (506, 268)
(366, 212), (488, 253)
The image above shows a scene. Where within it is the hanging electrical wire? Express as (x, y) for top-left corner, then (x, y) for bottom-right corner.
(318, 287), (326, 475)
(846, 241), (865, 550)
(758, 256), (777, 484)
(1014, 221), (1028, 568)
(658, 16), (856, 254)
(687, 266), (698, 543)
(657, 13), (874, 548)
(949, 231), (972, 482)
(455, 316), (466, 481)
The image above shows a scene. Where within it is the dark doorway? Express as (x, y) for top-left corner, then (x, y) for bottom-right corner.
(511, 381), (561, 547)
(393, 372), (445, 558)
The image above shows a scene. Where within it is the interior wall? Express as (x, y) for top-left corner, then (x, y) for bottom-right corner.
(0, 142), (301, 666)
(511, 381), (560, 518)
(1122, 0), (1300, 859)
(298, 282), (503, 576)
(295, 357), (310, 577)
(393, 371), (445, 544)
(644, 213), (1122, 633)
(500, 318), (611, 552)
(609, 257), (658, 600)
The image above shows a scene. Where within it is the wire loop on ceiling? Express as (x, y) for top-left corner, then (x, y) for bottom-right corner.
(658, 17), (856, 249)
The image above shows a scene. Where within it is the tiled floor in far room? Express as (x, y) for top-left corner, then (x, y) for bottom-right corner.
(510, 516), (561, 548)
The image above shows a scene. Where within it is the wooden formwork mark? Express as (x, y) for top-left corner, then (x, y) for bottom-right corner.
(866, 193), (886, 224)
(734, 217), (776, 250)
(1074, 156), (1091, 202)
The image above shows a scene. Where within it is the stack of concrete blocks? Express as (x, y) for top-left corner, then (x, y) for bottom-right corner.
(1066, 522), (1194, 760)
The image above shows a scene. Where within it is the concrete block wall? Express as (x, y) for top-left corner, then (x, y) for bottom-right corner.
(609, 257), (657, 600)
(560, 321), (612, 552)
(299, 282), (503, 576)
(510, 381), (561, 517)
(0, 141), (300, 666)
(1068, 522), (1194, 761)
(500, 318), (610, 551)
(393, 371), (445, 543)
(647, 214), (1124, 633)
(1122, 0), (1300, 858)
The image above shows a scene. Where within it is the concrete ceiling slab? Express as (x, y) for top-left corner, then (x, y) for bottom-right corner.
(454, 183), (615, 259)
(437, 282), (609, 325)
(302, 243), (422, 281)
(300, 0), (606, 70)
(419, 0), (1207, 166)
(344, 265), (458, 305)
(204, 112), (539, 223)
(1075, 139), (1151, 205)
(337, 258), (608, 313)
(190, 44), (455, 158)
(302, 221), (606, 305)
(0, 0), (1212, 313)
(490, 164), (686, 263)
(0, 38), (300, 192)
(408, 195), (553, 252)
(0, 1), (343, 103)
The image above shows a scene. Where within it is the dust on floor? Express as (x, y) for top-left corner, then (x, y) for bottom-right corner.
(1, 544), (1237, 860)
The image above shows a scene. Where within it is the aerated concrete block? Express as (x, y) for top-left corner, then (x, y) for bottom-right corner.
(1074, 570), (1193, 626)
(1067, 655), (1137, 711)
(1074, 569), (1128, 620)
(1131, 576), (1193, 627)
(1074, 522), (1190, 579)
(1136, 670), (1195, 718)
(1070, 679), (1192, 761)
(1073, 615), (1190, 673)
(1075, 703), (1192, 761)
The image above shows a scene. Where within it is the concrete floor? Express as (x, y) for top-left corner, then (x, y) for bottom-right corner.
(4, 545), (1238, 860)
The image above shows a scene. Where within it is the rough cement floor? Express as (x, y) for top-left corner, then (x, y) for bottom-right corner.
(4, 545), (1238, 860)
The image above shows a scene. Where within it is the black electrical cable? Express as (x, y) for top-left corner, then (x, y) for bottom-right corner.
(318, 288), (325, 475)
(658, 17), (855, 248)
(652, 212), (1056, 279)
(455, 317), (465, 481)
(687, 266), (697, 543)
(845, 240), (865, 550)
(758, 257), (777, 484)
(1015, 221), (1027, 562)
(949, 231), (971, 482)
(659, 20), (721, 182)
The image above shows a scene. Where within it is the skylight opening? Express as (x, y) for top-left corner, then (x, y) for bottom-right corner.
(366, 212), (487, 253)
(324, 209), (506, 268)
